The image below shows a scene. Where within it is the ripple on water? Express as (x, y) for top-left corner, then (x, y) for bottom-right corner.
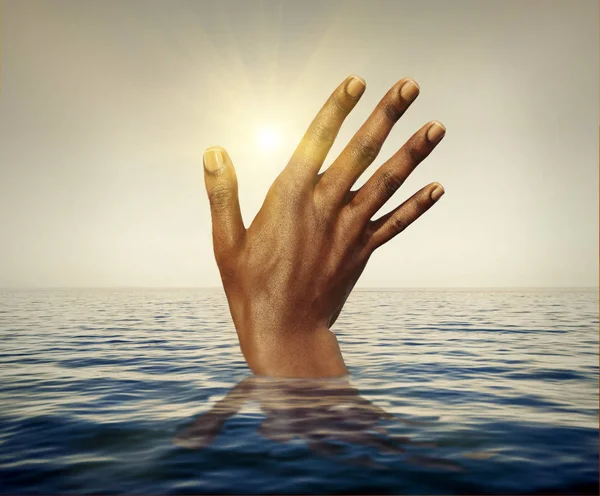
(0, 288), (597, 494)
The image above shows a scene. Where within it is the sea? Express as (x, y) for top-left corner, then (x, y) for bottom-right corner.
(0, 288), (597, 495)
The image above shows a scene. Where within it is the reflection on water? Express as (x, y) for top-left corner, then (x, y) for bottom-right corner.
(0, 288), (597, 494)
(173, 375), (466, 472)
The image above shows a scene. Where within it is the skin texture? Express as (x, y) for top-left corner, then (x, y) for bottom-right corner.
(203, 75), (446, 378)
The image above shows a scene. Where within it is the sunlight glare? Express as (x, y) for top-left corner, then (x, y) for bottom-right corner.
(256, 125), (282, 152)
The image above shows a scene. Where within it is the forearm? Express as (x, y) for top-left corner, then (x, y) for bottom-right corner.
(239, 326), (348, 378)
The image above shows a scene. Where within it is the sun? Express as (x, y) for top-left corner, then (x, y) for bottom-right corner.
(256, 125), (282, 152)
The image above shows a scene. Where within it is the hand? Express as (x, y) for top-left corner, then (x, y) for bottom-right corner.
(203, 75), (446, 378)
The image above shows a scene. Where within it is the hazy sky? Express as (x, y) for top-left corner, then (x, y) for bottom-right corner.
(0, 0), (598, 288)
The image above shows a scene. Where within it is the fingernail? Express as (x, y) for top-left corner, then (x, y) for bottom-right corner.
(426, 121), (446, 144)
(346, 75), (366, 97)
(204, 147), (224, 173)
(400, 79), (420, 101)
(430, 184), (445, 202)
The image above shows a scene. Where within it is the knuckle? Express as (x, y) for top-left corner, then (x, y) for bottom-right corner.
(380, 169), (404, 197)
(416, 192), (427, 207)
(364, 220), (376, 240)
(359, 226), (374, 251)
(406, 137), (428, 164)
(310, 121), (337, 145)
(339, 206), (360, 236)
(364, 223), (381, 251)
(330, 92), (352, 113)
(343, 189), (359, 212)
(208, 184), (233, 211)
(354, 134), (380, 163)
(389, 214), (408, 234)
(383, 101), (403, 123)
(405, 195), (428, 219)
(274, 170), (308, 198)
(414, 192), (430, 212)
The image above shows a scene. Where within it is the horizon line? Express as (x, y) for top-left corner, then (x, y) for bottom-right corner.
(0, 286), (598, 290)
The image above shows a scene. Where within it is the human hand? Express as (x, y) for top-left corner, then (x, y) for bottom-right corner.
(203, 75), (446, 378)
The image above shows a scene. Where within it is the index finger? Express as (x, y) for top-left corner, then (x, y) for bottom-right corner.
(286, 75), (366, 180)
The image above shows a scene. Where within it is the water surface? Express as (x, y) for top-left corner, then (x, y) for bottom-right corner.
(0, 288), (597, 494)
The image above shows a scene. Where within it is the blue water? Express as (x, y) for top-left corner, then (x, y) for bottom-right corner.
(0, 288), (597, 494)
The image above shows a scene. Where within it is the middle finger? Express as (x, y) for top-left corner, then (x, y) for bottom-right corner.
(316, 77), (420, 207)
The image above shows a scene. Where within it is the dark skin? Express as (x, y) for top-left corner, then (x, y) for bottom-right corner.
(203, 75), (446, 378)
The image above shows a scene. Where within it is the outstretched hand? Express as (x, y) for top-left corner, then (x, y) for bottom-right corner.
(203, 75), (446, 378)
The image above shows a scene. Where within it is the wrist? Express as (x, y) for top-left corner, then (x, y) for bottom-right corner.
(241, 325), (348, 378)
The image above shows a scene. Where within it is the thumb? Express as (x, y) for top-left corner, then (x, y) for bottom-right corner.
(203, 146), (245, 256)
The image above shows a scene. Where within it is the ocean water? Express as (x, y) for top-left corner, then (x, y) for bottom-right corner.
(0, 288), (597, 495)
